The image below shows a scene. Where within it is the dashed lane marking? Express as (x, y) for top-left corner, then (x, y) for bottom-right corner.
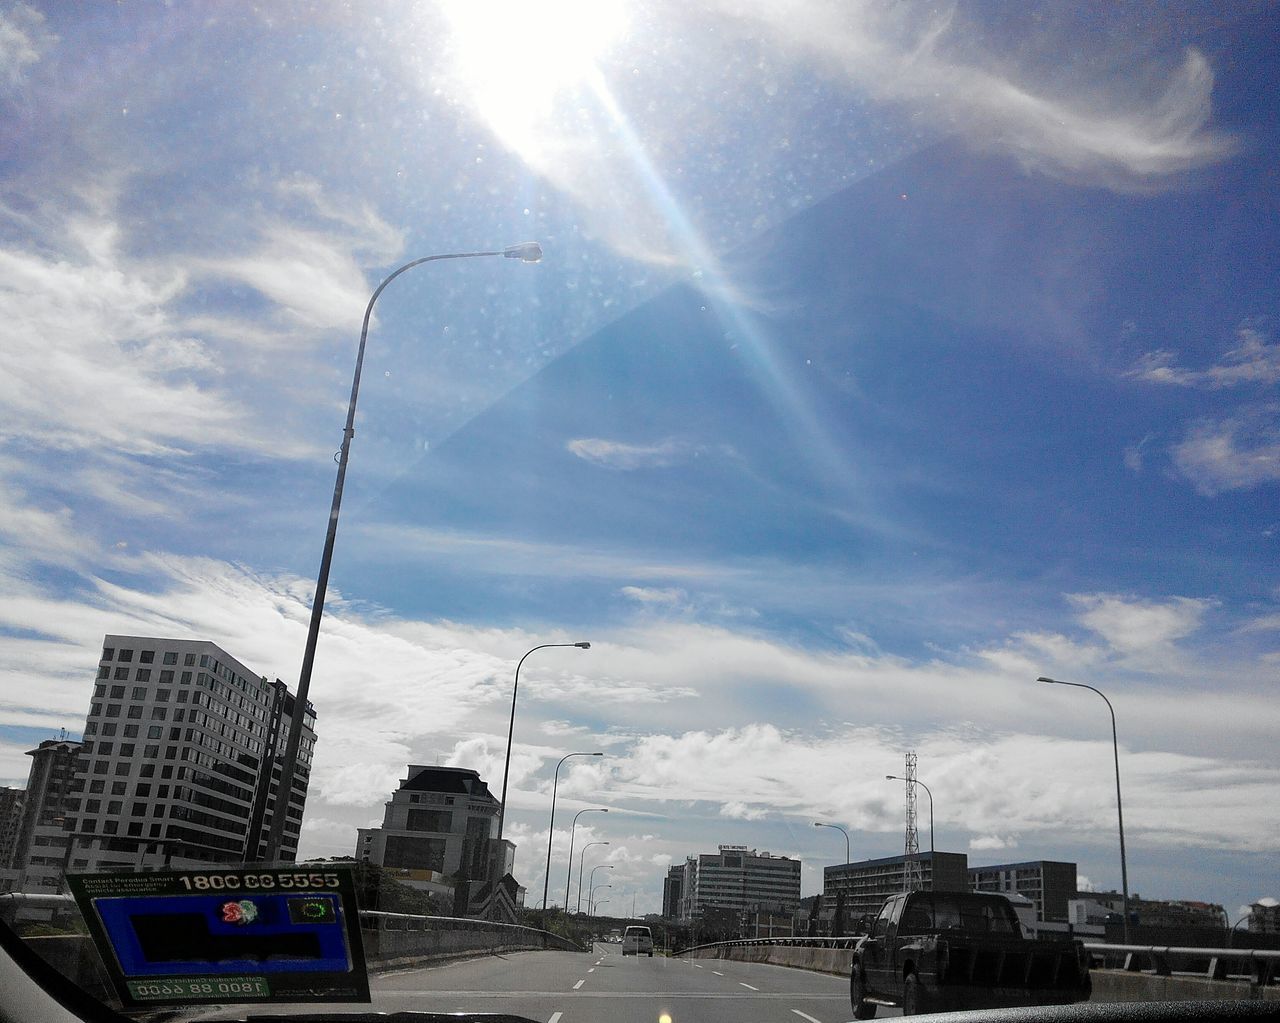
(739, 982), (759, 991)
(791, 1011), (822, 1023)
(712, 971), (724, 976)
(573, 980), (585, 990)
(548, 1014), (563, 1023)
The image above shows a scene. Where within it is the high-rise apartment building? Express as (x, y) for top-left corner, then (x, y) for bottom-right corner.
(823, 851), (969, 924)
(0, 786), (26, 868)
(11, 739), (83, 892)
(675, 846), (801, 921)
(62, 636), (316, 876)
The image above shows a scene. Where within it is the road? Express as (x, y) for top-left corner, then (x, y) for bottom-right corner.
(360, 942), (901, 1023)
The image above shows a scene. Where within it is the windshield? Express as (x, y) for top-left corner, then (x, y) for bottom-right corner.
(1, 2), (1277, 1021)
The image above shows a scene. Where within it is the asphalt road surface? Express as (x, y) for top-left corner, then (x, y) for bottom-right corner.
(364, 943), (902, 1023)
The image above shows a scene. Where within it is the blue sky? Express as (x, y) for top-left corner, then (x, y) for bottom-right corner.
(0, 2), (1277, 920)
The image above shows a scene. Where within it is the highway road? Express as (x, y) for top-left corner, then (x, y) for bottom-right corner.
(363, 942), (900, 1023)
(202, 943), (902, 1022)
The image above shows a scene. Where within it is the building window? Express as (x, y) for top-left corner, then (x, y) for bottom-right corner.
(163, 652), (178, 665)
(131, 803), (145, 816)
(85, 800), (101, 814)
(199, 655), (209, 667)
(164, 747), (177, 760)
(92, 761), (108, 775)
(123, 724), (137, 737)
(127, 822), (142, 837)
(114, 763), (130, 776)
(118, 649), (133, 663)
(150, 708), (167, 720)
(102, 647), (115, 660)
(144, 745), (159, 758)
(89, 780), (104, 794)
(147, 725), (162, 739)
(184, 653), (195, 666)
(114, 667), (129, 680)
(102, 820), (118, 835)
(140, 764), (155, 778)
(131, 686), (146, 700)
(120, 743), (135, 757)
(176, 691), (188, 703)
(84, 722), (97, 735)
(149, 823), (162, 837)
(109, 685), (125, 699)
(111, 781), (126, 795)
(126, 705), (142, 719)
(156, 689), (171, 702)
(157, 785), (169, 798)
(160, 766), (173, 779)
(159, 671), (174, 684)
(101, 723), (116, 736)
(136, 669), (151, 683)
(169, 728), (180, 741)
(139, 651), (154, 664)
(97, 742), (113, 755)
(107, 800), (122, 814)
(180, 671), (192, 684)
(106, 704), (121, 717)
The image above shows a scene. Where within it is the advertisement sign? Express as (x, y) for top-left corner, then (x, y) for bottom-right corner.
(66, 867), (369, 1008)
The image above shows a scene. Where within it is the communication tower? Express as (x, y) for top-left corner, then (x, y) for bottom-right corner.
(903, 751), (923, 891)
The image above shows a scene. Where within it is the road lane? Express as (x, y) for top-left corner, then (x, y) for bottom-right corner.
(202, 943), (901, 1023)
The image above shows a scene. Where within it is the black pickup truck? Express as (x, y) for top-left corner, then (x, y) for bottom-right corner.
(849, 890), (1091, 1017)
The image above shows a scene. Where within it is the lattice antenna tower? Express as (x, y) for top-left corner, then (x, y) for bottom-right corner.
(903, 751), (923, 891)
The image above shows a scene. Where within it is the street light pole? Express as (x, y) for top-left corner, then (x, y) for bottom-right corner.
(578, 840), (609, 914)
(564, 808), (608, 913)
(542, 752), (603, 913)
(590, 883), (612, 916)
(497, 642), (591, 843)
(589, 863), (614, 913)
(813, 821), (851, 864)
(261, 242), (544, 863)
(1038, 676), (1130, 944)
(886, 775), (934, 885)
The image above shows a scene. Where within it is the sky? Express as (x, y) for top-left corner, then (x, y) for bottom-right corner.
(0, 1), (1277, 922)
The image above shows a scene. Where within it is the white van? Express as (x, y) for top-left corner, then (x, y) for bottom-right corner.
(621, 924), (654, 957)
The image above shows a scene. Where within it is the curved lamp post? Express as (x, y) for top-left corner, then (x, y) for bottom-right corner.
(497, 642), (591, 843)
(262, 242), (543, 862)
(564, 809), (607, 912)
(1038, 676), (1130, 944)
(887, 774), (934, 885)
(590, 881), (613, 916)
(541, 752), (603, 911)
(577, 840), (610, 915)
(813, 821), (851, 864)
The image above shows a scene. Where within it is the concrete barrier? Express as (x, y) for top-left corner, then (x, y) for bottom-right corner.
(694, 942), (853, 976)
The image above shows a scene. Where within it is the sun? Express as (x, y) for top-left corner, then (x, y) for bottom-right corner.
(434, 0), (630, 157)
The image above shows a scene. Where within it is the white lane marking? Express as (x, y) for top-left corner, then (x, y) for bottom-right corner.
(739, 982), (759, 990)
(792, 1011), (823, 1023)
(712, 971), (724, 976)
(588, 968), (596, 973)
(694, 963), (703, 968)
(573, 980), (585, 990)
(549, 1014), (563, 1023)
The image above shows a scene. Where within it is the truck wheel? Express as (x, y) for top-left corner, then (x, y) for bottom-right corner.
(850, 963), (877, 1019)
(903, 973), (921, 1016)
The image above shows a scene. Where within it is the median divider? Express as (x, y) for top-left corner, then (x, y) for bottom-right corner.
(360, 911), (588, 971)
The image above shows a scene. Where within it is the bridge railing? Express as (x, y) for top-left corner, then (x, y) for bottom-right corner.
(359, 909), (587, 963)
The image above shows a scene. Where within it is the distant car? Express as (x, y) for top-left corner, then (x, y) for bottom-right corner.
(622, 924), (654, 957)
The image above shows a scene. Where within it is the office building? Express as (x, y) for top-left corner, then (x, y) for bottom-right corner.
(823, 851), (969, 923)
(356, 765), (517, 920)
(1249, 901), (1280, 934)
(12, 738), (83, 893)
(63, 636), (316, 877)
(676, 846), (801, 920)
(968, 860), (1077, 922)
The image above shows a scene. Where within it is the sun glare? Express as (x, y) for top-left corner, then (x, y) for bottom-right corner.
(437, 0), (629, 155)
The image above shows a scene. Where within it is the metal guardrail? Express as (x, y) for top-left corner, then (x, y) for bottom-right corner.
(677, 934), (1279, 987)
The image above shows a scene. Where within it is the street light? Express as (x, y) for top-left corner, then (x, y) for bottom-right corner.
(497, 642), (592, 843)
(593, 898), (610, 915)
(589, 863), (614, 909)
(541, 752), (604, 913)
(564, 808), (608, 913)
(1038, 676), (1130, 944)
(813, 821), (850, 864)
(590, 882), (612, 916)
(578, 840), (610, 915)
(261, 242), (544, 862)
(886, 774), (934, 885)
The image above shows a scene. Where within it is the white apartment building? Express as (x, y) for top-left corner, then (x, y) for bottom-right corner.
(58, 636), (315, 877)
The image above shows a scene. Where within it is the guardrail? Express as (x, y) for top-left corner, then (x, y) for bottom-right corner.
(676, 934), (1279, 988)
(359, 910), (588, 964)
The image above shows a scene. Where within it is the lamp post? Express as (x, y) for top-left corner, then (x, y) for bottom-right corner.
(1038, 676), (1130, 944)
(564, 809), (608, 913)
(261, 242), (544, 862)
(813, 821), (851, 864)
(589, 863), (614, 911)
(541, 752), (603, 913)
(498, 642), (591, 843)
(577, 840), (610, 914)
(593, 898), (610, 915)
(886, 774), (934, 885)
(590, 882), (612, 916)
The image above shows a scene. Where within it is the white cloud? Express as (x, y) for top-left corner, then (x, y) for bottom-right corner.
(1171, 410), (1280, 497)
(969, 834), (1017, 851)
(1068, 592), (1213, 662)
(0, 3), (54, 92)
(1129, 326), (1280, 390)
(567, 437), (703, 470)
(620, 586), (686, 606)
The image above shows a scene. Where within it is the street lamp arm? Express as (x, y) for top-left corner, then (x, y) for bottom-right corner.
(260, 244), (541, 863)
